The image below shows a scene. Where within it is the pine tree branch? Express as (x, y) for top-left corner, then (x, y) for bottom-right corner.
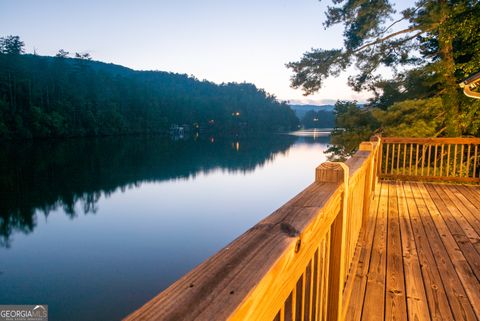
(381, 17), (408, 35)
(381, 3), (423, 35)
(392, 31), (425, 47)
(353, 26), (422, 53)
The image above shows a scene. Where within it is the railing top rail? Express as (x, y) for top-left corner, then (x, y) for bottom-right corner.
(381, 137), (480, 144)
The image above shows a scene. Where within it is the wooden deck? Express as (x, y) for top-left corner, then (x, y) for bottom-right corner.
(346, 181), (480, 321)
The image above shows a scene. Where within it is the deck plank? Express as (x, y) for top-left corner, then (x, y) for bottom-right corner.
(385, 182), (407, 321)
(395, 181), (431, 321)
(361, 182), (389, 321)
(402, 182), (454, 321)
(345, 183), (382, 321)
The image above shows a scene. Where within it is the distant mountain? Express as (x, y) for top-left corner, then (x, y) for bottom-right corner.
(289, 104), (335, 120)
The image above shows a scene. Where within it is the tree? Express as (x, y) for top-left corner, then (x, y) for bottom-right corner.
(0, 35), (25, 55)
(325, 101), (379, 160)
(75, 52), (92, 60)
(55, 49), (70, 58)
(287, 0), (480, 136)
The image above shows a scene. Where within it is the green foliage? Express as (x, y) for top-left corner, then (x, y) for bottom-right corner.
(372, 98), (444, 137)
(0, 35), (25, 55)
(0, 36), (299, 139)
(326, 101), (378, 160)
(288, 1), (480, 95)
(289, 1), (480, 157)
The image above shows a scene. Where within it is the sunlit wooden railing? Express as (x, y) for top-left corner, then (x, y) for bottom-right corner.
(124, 140), (381, 321)
(378, 137), (480, 183)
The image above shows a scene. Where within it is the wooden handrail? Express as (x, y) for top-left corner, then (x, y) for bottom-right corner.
(124, 140), (381, 321)
(378, 137), (480, 183)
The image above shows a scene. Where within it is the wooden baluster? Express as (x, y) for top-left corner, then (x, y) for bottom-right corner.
(402, 144), (407, 176)
(312, 250), (319, 321)
(474, 145), (478, 178)
(421, 144), (426, 176)
(359, 142), (374, 226)
(433, 144), (438, 176)
(415, 144), (419, 176)
(453, 144), (458, 177)
(409, 143), (413, 176)
(375, 138), (383, 179)
(296, 278), (303, 321)
(315, 247), (322, 321)
(446, 144), (451, 177)
(427, 144), (432, 176)
(440, 144), (444, 177)
(384, 144), (390, 176)
(396, 143), (401, 175)
(322, 236), (330, 321)
(292, 284), (297, 321)
(304, 261), (312, 321)
(309, 258), (316, 321)
(302, 272), (306, 321)
(466, 144), (471, 178)
(459, 144), (464, 177)
(390, 144), (396, 175)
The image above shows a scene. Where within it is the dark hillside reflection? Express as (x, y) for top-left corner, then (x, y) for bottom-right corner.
(0, 135), (301, 247)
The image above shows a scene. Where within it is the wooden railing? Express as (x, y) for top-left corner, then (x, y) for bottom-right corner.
(378, 137), (480, 183)
(124, 140), (380, 321)
(124, 136), (478, 321)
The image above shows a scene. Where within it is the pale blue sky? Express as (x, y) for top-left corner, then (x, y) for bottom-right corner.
(0, 0), (411, 104)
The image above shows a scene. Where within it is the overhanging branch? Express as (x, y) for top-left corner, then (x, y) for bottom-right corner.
(353, 26), (423, 53)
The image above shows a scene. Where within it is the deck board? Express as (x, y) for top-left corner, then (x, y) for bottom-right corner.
(345, 181), (480, 321)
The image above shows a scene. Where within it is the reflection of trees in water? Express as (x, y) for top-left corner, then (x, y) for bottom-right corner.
(0, 135), (312, 248)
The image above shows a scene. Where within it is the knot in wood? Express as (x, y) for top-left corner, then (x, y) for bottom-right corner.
(280, 222), (300, 237)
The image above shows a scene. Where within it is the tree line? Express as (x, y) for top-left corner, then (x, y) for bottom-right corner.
(0, 35), (299, 139)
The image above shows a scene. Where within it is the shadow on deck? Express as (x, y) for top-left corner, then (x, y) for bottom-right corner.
(346, 181), (480, 321)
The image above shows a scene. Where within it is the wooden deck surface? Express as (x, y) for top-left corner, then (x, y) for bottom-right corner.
(345, 181), (480, 321)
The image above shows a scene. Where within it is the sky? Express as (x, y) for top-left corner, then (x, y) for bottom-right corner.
(0, 0), (401, 104)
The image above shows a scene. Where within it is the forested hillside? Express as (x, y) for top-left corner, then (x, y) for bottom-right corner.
(0, 36), (298, 139)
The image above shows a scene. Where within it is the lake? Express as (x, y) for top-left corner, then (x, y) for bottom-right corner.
(0, 134), (330, 320)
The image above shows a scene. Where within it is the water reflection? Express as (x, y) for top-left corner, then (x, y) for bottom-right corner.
(0, 135), (308, 248)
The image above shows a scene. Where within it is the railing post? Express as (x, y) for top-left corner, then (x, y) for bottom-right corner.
(359, 142), (375, 227)
(371, 135), (382, 181)
(316, 162), (349, 321)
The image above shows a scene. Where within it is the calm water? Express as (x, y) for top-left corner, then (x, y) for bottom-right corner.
(0, 134), (330, 321)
